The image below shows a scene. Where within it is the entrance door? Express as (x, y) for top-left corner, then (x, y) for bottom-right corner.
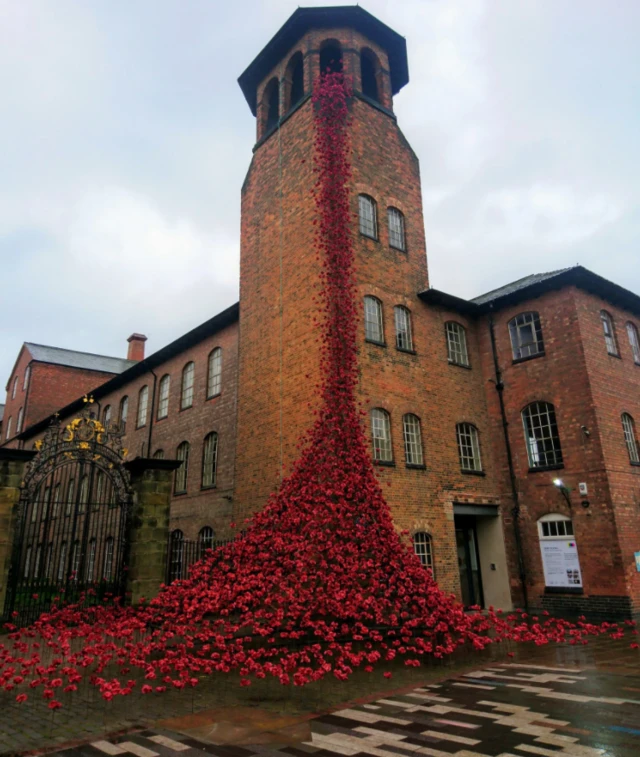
(455, 516), (484, 608)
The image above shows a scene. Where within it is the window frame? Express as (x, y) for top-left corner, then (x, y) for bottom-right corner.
(413, 532), (434, 573)
(621, 413), (640, 464)
(153, 449), (165, 459)
(387, 207), (406, 251)
(199, 526), (215, 554)
(394, 305), (414, 352)
(201, 432), (219, 489)
(119, 396), (129, 433)
(521, 401), (564, 471)
(11, 376), (18, 400)
(509, 311), (545, 362)
(16, 407), (23, 434)
(103, 404), (112, 426)
(23, 365), (31, 391)
(402, 413), (424, 468)
(364, 295), (385, 345)
(136, 385), (149, 428)
(626, 322), (640, 365)
(207, 348), (222, 399)
(371, 408), (393, 464)
(456, 422), (483, 473)
(445, 321), (470, 368)
(600, 310), (619, 356)
(358, 194), (378, 240)
(169, 529), (184, 582)
(157, 374), (170, 420)
(5, 416), (12, 440)
(174, 441), (190, 494)
(181, 362), (195, 410)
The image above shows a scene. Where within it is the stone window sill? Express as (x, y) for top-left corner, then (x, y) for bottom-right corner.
(528, 463), (564, 473)
(406, 463), (426, 470)
(396, 347), (417, 355)
(374, 460), (395, 467)
(365, 339), (386, 348)
(448, 360), (472, 370)
(512, 352), (545, 365)
(461, 469), (486, 477)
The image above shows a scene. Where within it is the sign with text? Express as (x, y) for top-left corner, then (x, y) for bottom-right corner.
(540, 539), (583, 588)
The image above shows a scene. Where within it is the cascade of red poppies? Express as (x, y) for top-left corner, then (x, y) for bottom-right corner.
(0, 71), (636, 708)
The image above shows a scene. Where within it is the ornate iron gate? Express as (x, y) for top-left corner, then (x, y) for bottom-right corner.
(3, 401), (132, 626)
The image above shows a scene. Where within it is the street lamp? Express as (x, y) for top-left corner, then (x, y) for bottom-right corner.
(553, 478), (572, 509)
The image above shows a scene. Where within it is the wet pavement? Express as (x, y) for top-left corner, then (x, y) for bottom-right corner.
(1, 638), (639, 757)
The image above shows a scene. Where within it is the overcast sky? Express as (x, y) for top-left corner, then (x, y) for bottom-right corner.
(1, 0), (638, 386)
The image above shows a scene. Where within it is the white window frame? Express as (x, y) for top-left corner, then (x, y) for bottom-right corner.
(181, 362), (195, 409)
(119, 396), (129, 432)
(5, 416), (12, 440)
(23, 365), (31, 391)
(371, 408), (393, 462)
(199, 526), (214, 554)
(394, 306), (413, 351)
(137, 385), (149, 428)
(16, 407), (23, 434)
(387, 207), (406, 251)
(626, 322), (640, 365)
(364, 296), (384, 343)
(509, 311), (544, 360)
(413, 532), (434, 572)
(445, 321), (469, 367)
(103, 404), (112, 426)
(175, 442), (190, 493)
(600, 310), (618, 355)
(11, 376), (18, 400)
(622, 413), (639, 464)
(402, 414), (424, 466)
(522, 401), (563, 468)
(456, 423), (482, 472)
(207, 348), (222, 398)
(157, 374), (170, 419)
(358, 194), (378, 239)
(202, 432), (219, 488)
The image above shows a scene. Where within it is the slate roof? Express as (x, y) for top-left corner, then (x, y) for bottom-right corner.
(25, 343), (137, 375)
(470, 267), (575, 306)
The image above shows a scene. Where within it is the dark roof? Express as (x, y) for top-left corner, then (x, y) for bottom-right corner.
(25, 343), (136, 375)
(238, 5), (409, 115)
(17, 302), (240, 441)
(0, 404), (4, 423)
(419, 266), (640, 318)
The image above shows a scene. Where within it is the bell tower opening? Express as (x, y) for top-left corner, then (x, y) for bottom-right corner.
(263, 77), (279, 133)
(320, 39), (343, 74)
(360, 48), (381, 103)
(284, 52), (304, 112)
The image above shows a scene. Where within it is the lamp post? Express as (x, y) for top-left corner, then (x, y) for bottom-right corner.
(553, 478), (572, 509)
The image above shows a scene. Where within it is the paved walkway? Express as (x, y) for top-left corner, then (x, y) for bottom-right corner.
(1, 639), (638, 756)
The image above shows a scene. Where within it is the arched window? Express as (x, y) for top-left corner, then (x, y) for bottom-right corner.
(522, 402), (563, 468)
(169, 530), (184, 582)
(371, 408), (393, 462)
(622, 413), (639, 464)
(85, 538), (97, 582)
(284, 51), (304, 111)
(509, 312), (544, 360)
(103, 404), (112, 426)
(319, 40), (343, 74)
(387, 207), (406, 251)
(175, 441), (190, 494)
(263, 77), (279, 133)
(199, 526), (214, 554)
(16, 407), (23, 434)
(456, 423), (482, 472)
(103, 537), (114, 581)
(445, 322), (469, 367)
(57, 542), (67, 582)
(394, 306), (413, 351)
(207, 348), (222, 398)
(538, 514), (581, 589)
(360, 48), (380, 102)
(181, 362), (195, 409)
(157, 374), (170, 419)
(600, 310), (618, 355)
(5, 416), (12, 440)
(364, 296), (384, 343)
(626, 322), (640, 364)
(358, 194), (378, 239)
(11, 376), (18, 399)
(403, 414), (424, 467)
(413, 532), (434, 572)
(95, 470), (106, 503)
(23, 365), (30, 390)
(119, 396), (129, 432)
(202, 432), (219, 488)
(153, 449), (165, 459)
(137, 385), (149, 428)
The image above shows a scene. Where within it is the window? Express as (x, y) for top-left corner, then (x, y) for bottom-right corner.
(600, 310), (618, 355)
(394, 306), (413, 351)
(207, 348), (222, 398)
(103, 405), (112, 426)
(371, 408), (393, 463)
(319, 40), (343, 74)
(360, 48), (380, 102)
(52, 484), (61, 518)
(509, 312), (544, 360)
(263, 77), (279, 132)
(157, 374), (170, 419)
(413, 532), (434, 572)
(358, 194), (378, 239)
(16, 407), (23, 434)
(103, 537), (114, 581)
(23, 365), (30, 391)
(538, 514), (581, 589)
(387, 208), (406, 251)
(86, 539), (97, 582)
(364, 296), (384, 343)
(169, 530), (184, 582)
(284, 51), (304, 111)
(5, 416), (12, 440)
(79, 475), (89, 513)
(202, 432), (219, 488)
(522, 402), (563, 469)
(181, 362), (195, 409)
(137, 385), (149, 427)
(153, 449), (165, 459)
(175, 441), (190, 493)
(445, 322), (469, 367)
(403, 414), (424, 467)
(627, 322), (640, 364)
(58, 542), (67, 582)
(456, 423), (482, 472)
(11, 376), (17, 399)
(95, 470), (106, 503)
(65, 479), (75, 516)
(622, 413), (639, 464)
(199, 526), (214, 554)
(70, 540), (81, 582)
(119, 396), (129, 432)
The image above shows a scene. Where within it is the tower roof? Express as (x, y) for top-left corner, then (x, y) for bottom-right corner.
(238, 5), (409, 115)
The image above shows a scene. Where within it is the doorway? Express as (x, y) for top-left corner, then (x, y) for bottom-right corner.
(455, 516), (484, 608)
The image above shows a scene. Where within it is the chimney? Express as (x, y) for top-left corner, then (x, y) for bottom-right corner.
(127, 333), (147, 361)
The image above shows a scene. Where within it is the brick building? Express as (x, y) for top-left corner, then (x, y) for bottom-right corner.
(2, 6), (639, 619)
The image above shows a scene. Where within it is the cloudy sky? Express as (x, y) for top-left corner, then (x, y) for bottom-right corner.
(1, 0), (638, 386)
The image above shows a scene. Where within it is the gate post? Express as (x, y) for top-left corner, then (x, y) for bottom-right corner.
(124, 457), (180, 605)
(0, 449), (36, 615)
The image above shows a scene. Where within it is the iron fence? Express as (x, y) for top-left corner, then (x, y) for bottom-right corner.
(166, 533), (234, 584)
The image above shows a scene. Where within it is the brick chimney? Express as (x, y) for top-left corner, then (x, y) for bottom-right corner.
(127, 333), (147, 361)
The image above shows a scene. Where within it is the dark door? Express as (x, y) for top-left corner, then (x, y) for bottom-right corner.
(455, 516), (484, 608)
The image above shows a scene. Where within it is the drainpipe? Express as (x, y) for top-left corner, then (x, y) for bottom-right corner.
(488, 306), (529, 611)
(146, 368), (158, 458)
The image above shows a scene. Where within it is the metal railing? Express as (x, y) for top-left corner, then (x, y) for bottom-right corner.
(166, 535), (234, 584)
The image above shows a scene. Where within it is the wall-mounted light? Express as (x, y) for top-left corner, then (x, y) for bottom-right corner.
(553, 478), (572, 509)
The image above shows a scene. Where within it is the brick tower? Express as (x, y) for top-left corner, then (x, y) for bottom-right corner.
(234, 7), (430, 524)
